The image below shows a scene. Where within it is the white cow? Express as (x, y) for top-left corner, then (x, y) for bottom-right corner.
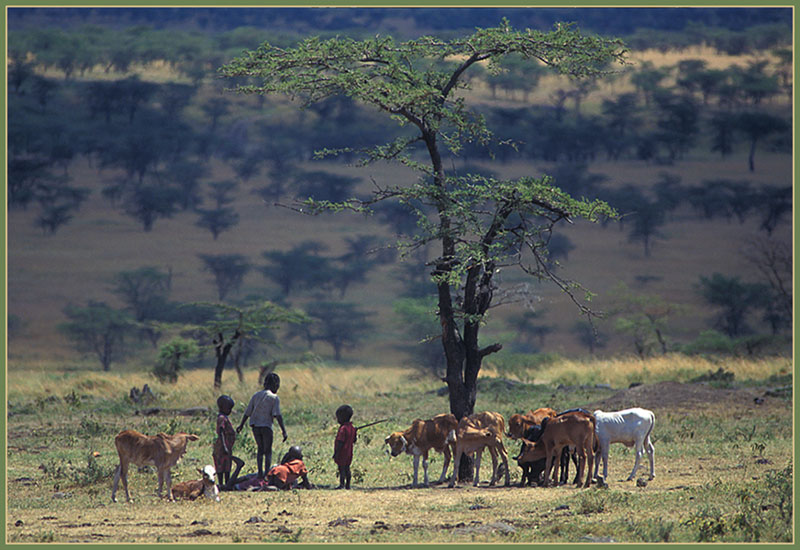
(592, 408), (655, 482)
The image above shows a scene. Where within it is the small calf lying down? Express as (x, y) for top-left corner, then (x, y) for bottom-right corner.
(449, 412), (509, 488)
(592, 407), (655, 482)
(517, 412), (595, 488)
(507, 408), (557, 440)
(385, 413), (458, 488)
(111, 430), (199, 502)
(171, 465), (221, 502)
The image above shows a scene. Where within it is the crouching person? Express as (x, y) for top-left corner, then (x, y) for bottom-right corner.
(266, 446), (313, 490)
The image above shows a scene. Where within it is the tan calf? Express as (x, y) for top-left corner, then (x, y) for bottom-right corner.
(385, 413), (458, 487)
(111, 430), (199, 502)
(449, 411), (510, 488)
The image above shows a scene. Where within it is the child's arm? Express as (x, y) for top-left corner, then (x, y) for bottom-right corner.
(236, 414), (249, 433)
(333, 439), (343, 461)
(275, 414), (288, 441)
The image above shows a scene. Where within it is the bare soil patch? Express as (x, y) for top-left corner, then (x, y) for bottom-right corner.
(587, 380), (789, 414)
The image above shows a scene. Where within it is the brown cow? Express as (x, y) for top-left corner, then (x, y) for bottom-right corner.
(385, 413), (458, 487)
(517, 412), (595, 488)
(111, 430), (199, 502)
(448, 411), (510, 488)
(507, 408), (557, 440)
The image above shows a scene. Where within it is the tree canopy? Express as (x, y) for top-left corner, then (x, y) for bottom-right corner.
(221, 20), (627, 418)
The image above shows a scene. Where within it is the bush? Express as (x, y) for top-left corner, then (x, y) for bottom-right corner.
(153, 338), (200, 383)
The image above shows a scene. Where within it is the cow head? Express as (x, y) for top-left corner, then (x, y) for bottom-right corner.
(507, 414), (527, 439)
(384, 432), (407, 457)
(516, 439), (546, 465)
(199, 464), (217, 485)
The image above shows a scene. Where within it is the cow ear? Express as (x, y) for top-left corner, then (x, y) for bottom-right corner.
(188, 434), (200, 441)
(197, 468), (204, 475)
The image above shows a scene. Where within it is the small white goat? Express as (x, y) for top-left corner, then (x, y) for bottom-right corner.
(171, 464), (220, 502)
(593, 408), (655, 482)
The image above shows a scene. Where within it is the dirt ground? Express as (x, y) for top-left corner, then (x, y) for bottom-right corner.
(587, 380), (788, 413)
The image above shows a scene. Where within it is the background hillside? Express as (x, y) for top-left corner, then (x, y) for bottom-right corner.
(7, 7), (793, 376)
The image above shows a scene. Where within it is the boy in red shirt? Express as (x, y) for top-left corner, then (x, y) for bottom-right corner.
(333, 404), (357, 489)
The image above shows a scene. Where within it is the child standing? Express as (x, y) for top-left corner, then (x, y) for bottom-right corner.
(333, 404), (357, 489)
(237, 372), (288, 479)
(213, 395), (244, 489)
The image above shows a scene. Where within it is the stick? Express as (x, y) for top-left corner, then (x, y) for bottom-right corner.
(354, 418), (390, 431)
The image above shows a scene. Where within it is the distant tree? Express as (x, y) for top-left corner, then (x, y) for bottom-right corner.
(630, 61), (669, 106)
(261, 241), (336, 296)
(733, 60), (780, 105)
(741, 236), (792, 333)
(160, 83), (197, 120)
(112, 266), (173, 322)
(59, 301), (135, 371)
(652, 172), (684, 218)
(393, 297), (446, 374)
(153, 338), (199, 383)
(195, 207), (240, 240)
(293, 170), (360, 203)
(207, 180), (239, 207)
(755, 185), (792, 236)
(601, 93), (640, 160)
(571, 320), (607, 355)
(627, 198), (666, 257)
(199, 253), (251, 301)
(190, 301), (306, 388)
(653, 90), (700, 161)
(123, 183), (182, 231)
(509, 309), (553, 351)
(610, 283), (685, 357)
(735, 111), (789, 172)
(8, 58), (34, 93)
(709, 111), (737, 157)
(163, 160), (205, 211)
(305, 301), (373, 361)
(697, 273), (769, 338)
(202, 97), (231, 130)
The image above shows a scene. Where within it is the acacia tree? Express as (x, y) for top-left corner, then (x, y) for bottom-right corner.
(221, 21), (626, 419)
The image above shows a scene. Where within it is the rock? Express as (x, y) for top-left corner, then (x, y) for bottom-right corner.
(244, 516), (264, 524)
(636, 478), (648, 488)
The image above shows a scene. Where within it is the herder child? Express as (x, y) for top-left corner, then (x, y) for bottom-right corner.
(333, 404), (357, 489)
(213, 395), (245, 489)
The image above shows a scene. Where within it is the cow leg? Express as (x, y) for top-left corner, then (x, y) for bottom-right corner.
(487, 446), (498, 485)
(422, 452), (430, 487)
(411, 455), (421, 488)
(576, 446), (586, 488)
(437, 447), (451, 484)
(500, 446), (510, 486)
(584, 437), (594, 488)
(473, 450), (482, 487)
(112, 462), (129, 502)
(627, 442), (644, 481)
(559, 448), (569, 485)
(646, 437), (656, 479)
(165, 469), (174, 501)
(448, 452), (460, 488)
(542, 444), (554, 487)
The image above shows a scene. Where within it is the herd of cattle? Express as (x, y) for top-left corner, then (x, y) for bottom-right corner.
(384, 407), (656, 490)
(109, 407), (655, 502)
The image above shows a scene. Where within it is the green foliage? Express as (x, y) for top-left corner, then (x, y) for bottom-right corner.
(153, 338), (200, 383)
(58, 301), (136, 371)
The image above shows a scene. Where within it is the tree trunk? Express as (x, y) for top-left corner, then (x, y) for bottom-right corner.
(213, 330), (240, 389)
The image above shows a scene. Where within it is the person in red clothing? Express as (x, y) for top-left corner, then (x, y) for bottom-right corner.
(213, 395), (245, 490)
(266, 446), (312, 490)
(333, 404), (357, 489)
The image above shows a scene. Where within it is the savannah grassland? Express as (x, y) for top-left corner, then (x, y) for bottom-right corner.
(5, 26), (795, 545)
(5, 356), (794, 544)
